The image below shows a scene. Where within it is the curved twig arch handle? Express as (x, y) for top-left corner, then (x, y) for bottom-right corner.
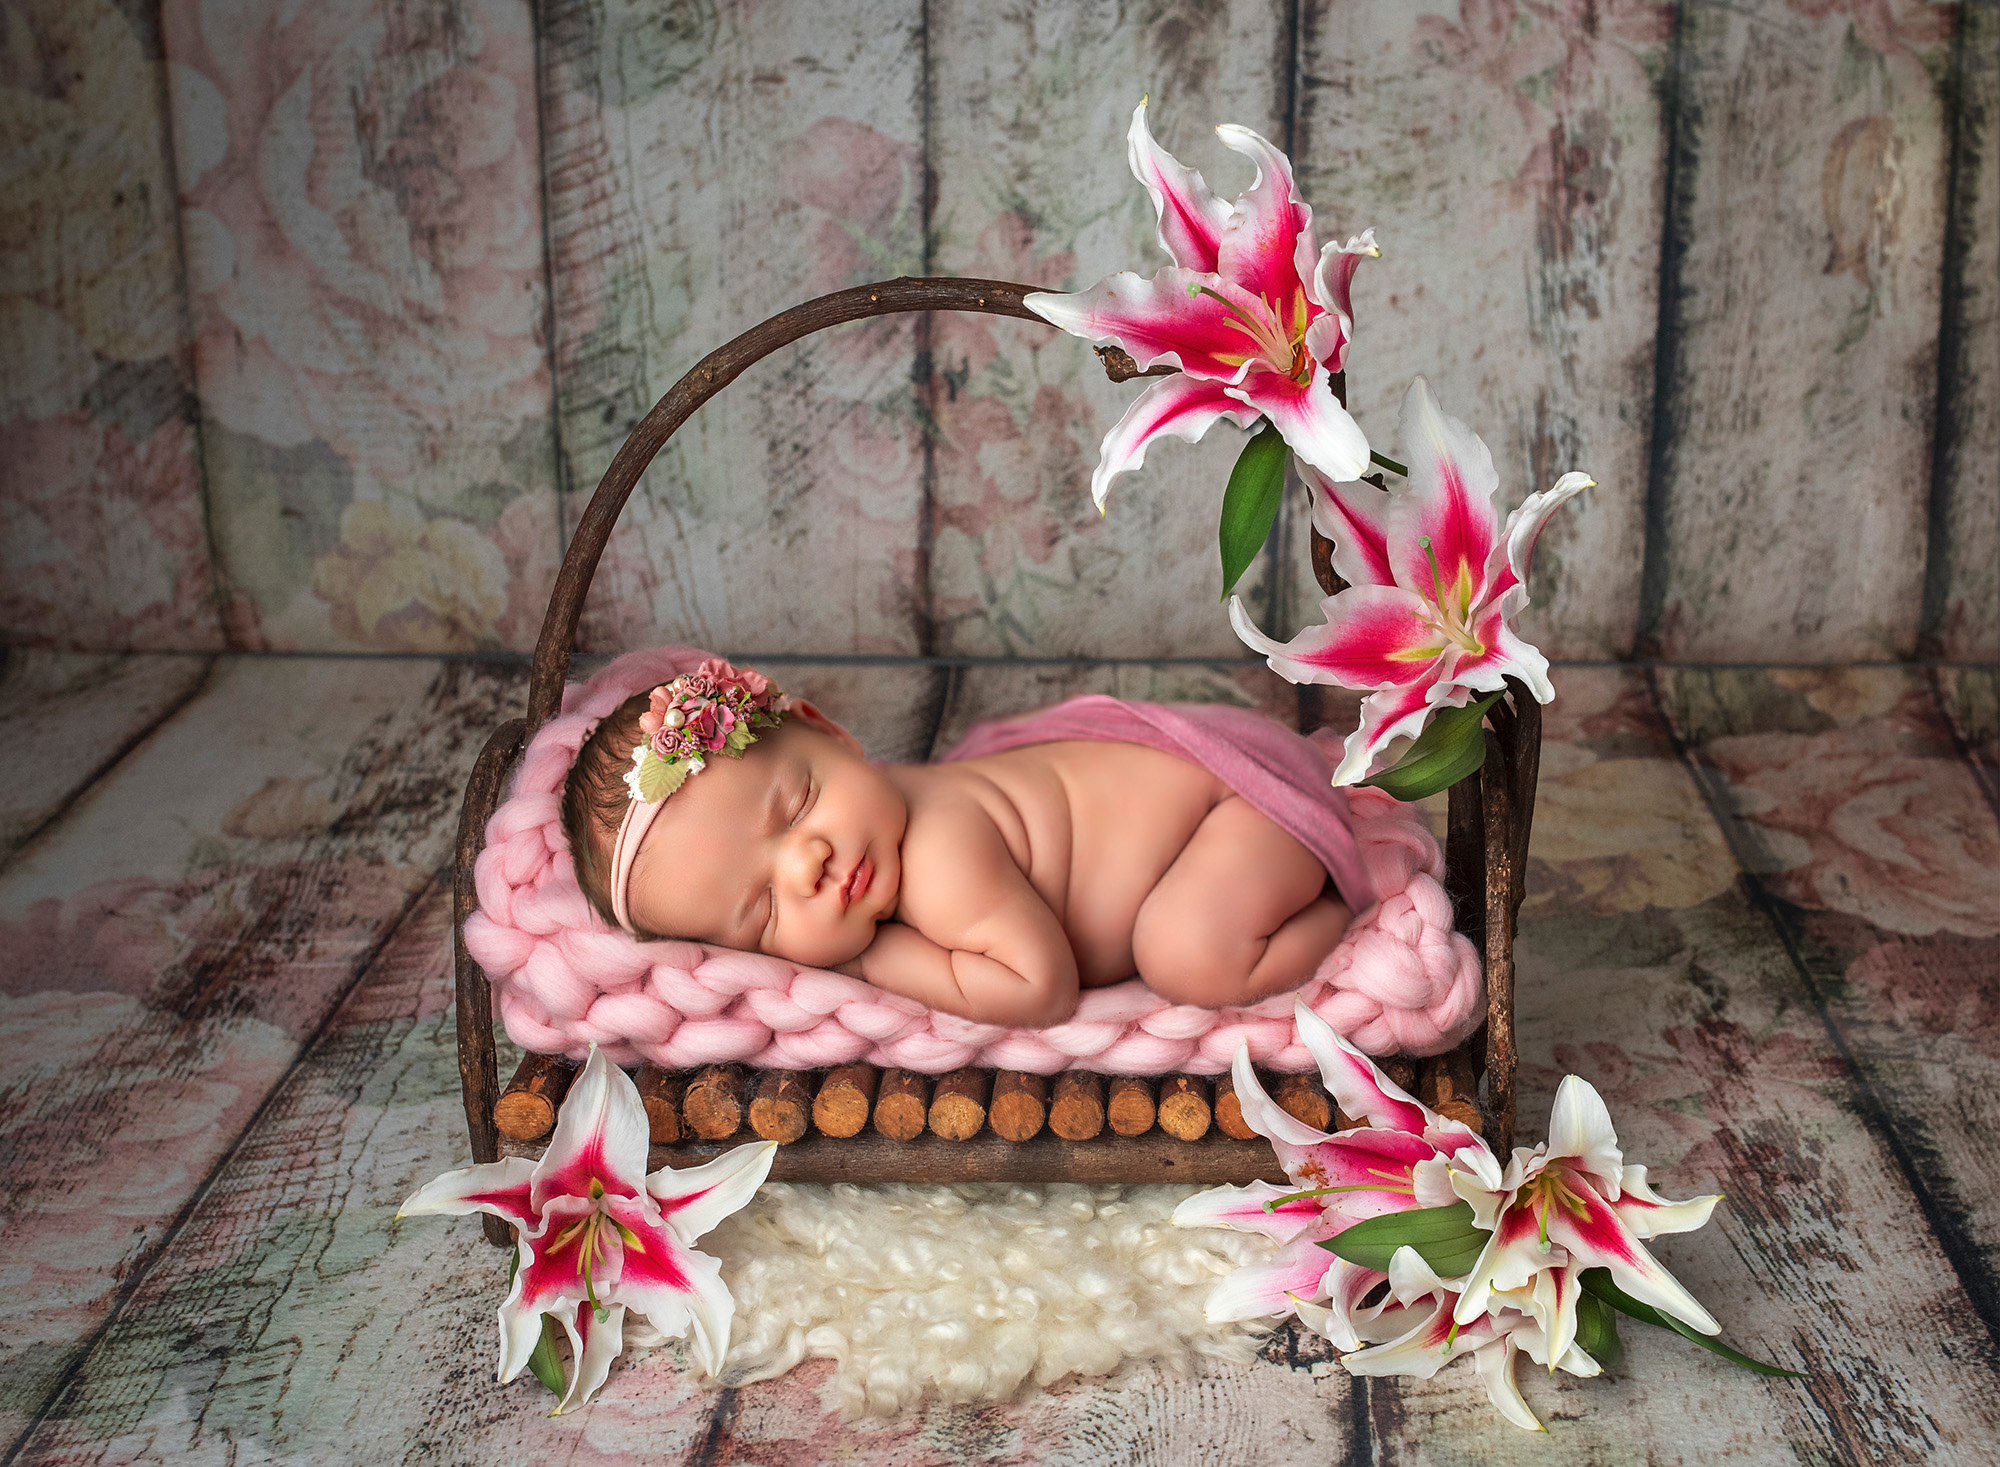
(526, 276), (1051, 727)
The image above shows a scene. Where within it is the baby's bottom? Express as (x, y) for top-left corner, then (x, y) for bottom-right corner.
(1130, 794), (1352, 1009)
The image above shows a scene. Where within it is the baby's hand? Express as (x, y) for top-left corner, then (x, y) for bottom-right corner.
(845, 798), (1078, 1027)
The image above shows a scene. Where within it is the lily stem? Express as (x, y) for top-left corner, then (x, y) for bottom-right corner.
(1369, 450), (1408, 477)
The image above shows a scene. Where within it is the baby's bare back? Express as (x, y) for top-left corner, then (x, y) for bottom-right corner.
(888, 740), (1346, 1005)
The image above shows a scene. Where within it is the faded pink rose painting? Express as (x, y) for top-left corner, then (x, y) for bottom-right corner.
(164, 0), (557, 651)
(0, 412), (218, 649)
(1704, 722), (1999, 939)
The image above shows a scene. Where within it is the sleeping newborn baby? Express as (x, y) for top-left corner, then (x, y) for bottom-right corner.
(562, 659), (1353, 1029)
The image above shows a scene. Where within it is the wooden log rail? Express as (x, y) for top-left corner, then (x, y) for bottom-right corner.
(489, 1053), (1471, 1184)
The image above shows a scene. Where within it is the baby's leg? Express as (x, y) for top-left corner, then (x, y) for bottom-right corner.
(1131, 795), (1352, 1008)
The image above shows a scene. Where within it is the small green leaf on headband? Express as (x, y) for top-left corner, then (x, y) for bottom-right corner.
(635, 751), (685, 803)
(724, 722), (757, 755)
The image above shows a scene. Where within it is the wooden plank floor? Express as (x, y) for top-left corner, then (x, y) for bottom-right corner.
(1, 654), (1996, 1464)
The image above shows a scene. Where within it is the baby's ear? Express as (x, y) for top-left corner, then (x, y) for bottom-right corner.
(787, 699), (865, 758)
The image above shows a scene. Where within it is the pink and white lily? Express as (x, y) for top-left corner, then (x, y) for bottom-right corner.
(1229, 375), (1594, 785)
(1323, 1247), (1606, 1432)
(1025, 99), (1378, 508)
(1448, 1074), (1721, 1367)
(1176, 1001), (1729, 1431)
(399, 1047), (777, 1410)
(1171, 1003), (1494, 1321)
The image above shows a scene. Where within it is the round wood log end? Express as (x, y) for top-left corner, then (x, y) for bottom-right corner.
(1157, 1077), (1212, 1141)
(493, 1090), (555, 1142)
(1106, 1076), (1156, 1138)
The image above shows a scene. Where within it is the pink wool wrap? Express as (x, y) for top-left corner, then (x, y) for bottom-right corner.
(465, 646), (1484, 1073)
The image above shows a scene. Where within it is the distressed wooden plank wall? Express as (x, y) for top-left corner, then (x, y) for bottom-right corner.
(1924, 0), (1999, 660)
(4, 0), (1996, 661)
(925, 1), (1294, 657)
(159, 0), (559, 653)
(1296, 1), (1675, 660)
(541, 0), (932, 657)
(0, 0), (222, 650)
(1641, 1), (1957, 662)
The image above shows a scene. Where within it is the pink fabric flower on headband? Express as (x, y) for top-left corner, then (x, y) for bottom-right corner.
(624, 658), (788, 805)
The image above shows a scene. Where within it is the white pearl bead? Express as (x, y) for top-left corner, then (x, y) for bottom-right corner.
(663, 708), (685, 729)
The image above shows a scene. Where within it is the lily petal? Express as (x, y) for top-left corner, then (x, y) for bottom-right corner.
(648, 1139), (778, 1245)
(1308, 1257), (1392, 1350)
(1302, 231), (1378, 382)
(1472, 1334), (1546, 1431)
(1333, 675), (1463, 787)
(1024, 269), (1268, 382)
(1085, 372), (1262, 510)
(1229, 1042), (1335, 1150)
(1453, 1199), (1565, 1326)
(398, 1155), (538, 1237)
(1231, 372), (1371, 484)
(1303, 230), (1379, 376)
(1544, 1075), (1625, 1197)
(1294, 1001), (1434, 1135)
(1343, 1297), (1502, 1379)
(1303, 464), (1395, 588)
(1173, 1178), (1327, 1242)
(1214, 123), (1315, 325)
(1385, 1244), (1456, 1304)
(1386, 377), (1501, 614)
(556, 1301), (626, 1413)
(498, 1195), (598, 1383)
(1489, 471), (1594, 620)
(602, 1194), (739, 1375)
(1127, 99), (1229, 272)
(1542, 1178), (1721, 1336)
(1613, 1165), (1723, 1239)
(532, 1047), (652, 1209)
(1204, 1232), (1335, 1322)
(1452, 607), (1556, 704)
(1228, 586), (1447, 691)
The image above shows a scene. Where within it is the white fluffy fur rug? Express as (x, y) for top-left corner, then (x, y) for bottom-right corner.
(698, 1182), (1284, 1416)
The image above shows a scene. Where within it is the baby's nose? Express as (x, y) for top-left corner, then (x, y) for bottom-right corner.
(781, 834), (833, 893)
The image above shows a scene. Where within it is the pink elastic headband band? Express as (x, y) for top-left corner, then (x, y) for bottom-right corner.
(608, 796), (665, 935)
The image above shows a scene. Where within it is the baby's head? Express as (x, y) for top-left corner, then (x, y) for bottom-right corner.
(562, 661), (906, 967)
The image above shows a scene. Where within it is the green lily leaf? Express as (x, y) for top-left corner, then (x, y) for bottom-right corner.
(1575, 1288), (1624, 1368)
(1218, 421), (1290, 600)
(1579, 1268), (1807, 1379)
(1319, 1201), (1488, 1278)
(527, 1317), (568, 1397)
(1358, 692), (1502, 801)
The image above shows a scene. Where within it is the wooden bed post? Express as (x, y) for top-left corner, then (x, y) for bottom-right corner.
(455, 718), (525, 1247)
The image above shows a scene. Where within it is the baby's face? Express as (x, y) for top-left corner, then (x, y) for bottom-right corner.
(624, 716), (905, 967)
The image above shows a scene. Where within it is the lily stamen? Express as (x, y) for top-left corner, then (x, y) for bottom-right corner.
(1262, 1179), (1417, 1211)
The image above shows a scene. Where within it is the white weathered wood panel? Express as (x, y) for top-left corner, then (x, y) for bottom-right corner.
(0, 0), (221, 652)
(1294, 1), (1672, 659)
(1649, 1), (1954, 660)
(541, 0), (929, 658)
(0, 657), (520, 1445)
(0, 653), (211, 857)
(925, 0), (1293, 657)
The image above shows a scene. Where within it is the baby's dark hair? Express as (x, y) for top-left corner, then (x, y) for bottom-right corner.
(562, 690), (653, 931)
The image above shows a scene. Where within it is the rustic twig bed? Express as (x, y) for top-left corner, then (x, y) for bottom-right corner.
(451, 277), (1539, 1247)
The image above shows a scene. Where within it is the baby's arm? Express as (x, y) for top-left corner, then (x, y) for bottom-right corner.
(845, 798), (1078, 1027)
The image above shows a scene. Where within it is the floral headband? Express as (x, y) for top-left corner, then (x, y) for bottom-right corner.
(608, 658), (790, 934)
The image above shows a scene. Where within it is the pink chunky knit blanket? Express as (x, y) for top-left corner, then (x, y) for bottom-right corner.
(465, 647), (1483, 1073)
